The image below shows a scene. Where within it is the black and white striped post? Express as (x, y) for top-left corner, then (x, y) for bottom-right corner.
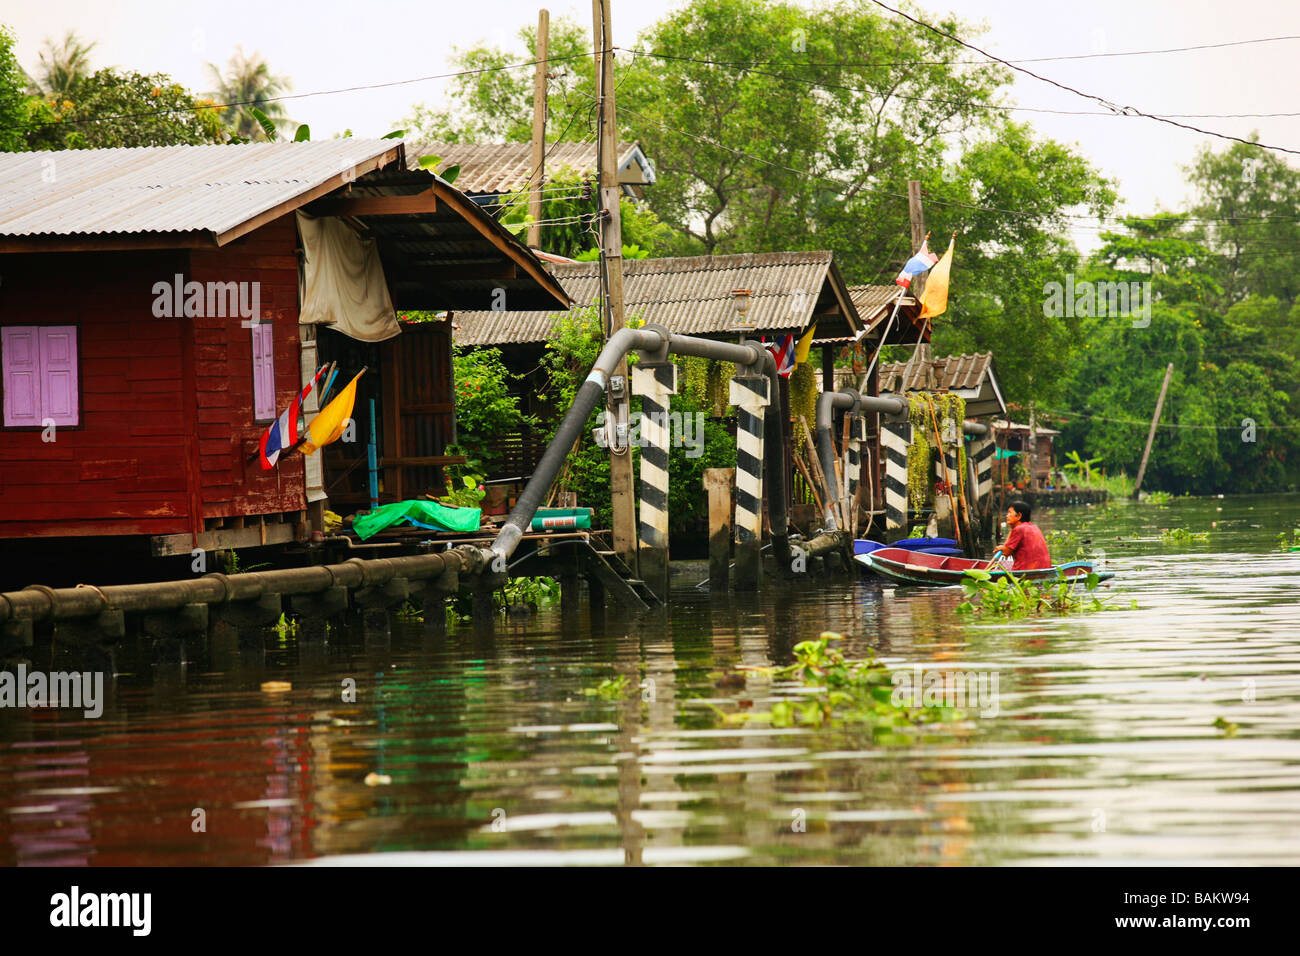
(882, 421), (911, 533)
(632, 362), (677, 601)
(730, 373), (769, 590)
(845, 415), (865, 528)
(971, 433), (995, 514)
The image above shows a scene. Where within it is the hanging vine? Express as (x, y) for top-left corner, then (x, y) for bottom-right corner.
(906, 394), (933, 510)
(905, 391), (968, 511)
(933, 392), (967, 505)
(789, 361), (817, 433)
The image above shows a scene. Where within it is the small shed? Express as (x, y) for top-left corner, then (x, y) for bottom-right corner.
(0, 140), (567, 565)
(991, 420), (1061, 489)
(873, 346), (1007, 419)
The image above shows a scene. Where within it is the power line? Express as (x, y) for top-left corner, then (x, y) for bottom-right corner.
(1041, 407), (1300, 430)
(867, 0), (1300, 158)
(619, 49), (1300, 120)
(622, 34), (1300, 70)
(611, 97), (1300, 229)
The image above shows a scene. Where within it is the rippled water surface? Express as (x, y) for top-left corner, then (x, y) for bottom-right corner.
(3, 494), (1298, 865)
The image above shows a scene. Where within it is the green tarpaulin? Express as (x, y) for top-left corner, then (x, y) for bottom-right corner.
(352, 500), (482, 540)
(994, 447), (1022, 459)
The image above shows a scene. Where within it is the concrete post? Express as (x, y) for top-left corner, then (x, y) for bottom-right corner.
(632, 362), (677, 601)
(705, 467), (733, 589)
(730, 374), (769, 590)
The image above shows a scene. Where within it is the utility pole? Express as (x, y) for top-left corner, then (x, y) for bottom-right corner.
(899, 178), (928, 385)
(1132, 362), (1174, 499)
(907, 179), (926, 301)
(593, 0), (637, 567)
(527, 9), (549, 249)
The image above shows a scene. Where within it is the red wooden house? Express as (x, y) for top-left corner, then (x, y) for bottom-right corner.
(0, 140), (567, 573)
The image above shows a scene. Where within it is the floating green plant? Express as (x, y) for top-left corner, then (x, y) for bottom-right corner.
(1212, 716), (1239, 736)
(713, 632), (960, 729)
(956, 568), (1112, 616)
(583, 675), (632, 700)
(1161, 527), (1209, 543)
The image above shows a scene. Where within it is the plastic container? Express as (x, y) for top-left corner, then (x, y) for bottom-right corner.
(530, 508), (593, 531)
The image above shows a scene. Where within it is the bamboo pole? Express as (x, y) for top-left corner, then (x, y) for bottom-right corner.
(924, 394), (962, 549)
(1132, 362), (1174, 499)
(798, 414), (839, 529)
(794, 455), (827, 525)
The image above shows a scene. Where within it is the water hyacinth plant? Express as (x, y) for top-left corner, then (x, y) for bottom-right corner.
(717, 632), (960, 729)
(956, 568), (1115, 616)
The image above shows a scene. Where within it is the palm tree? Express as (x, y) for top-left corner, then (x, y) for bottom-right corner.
(36, 30), (97, 99)
(205, 48), (292, 140)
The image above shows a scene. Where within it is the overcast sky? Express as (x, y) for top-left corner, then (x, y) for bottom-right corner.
(7, 0), (1299, 248)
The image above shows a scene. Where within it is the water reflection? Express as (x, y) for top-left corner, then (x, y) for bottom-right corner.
(1, 495), (1298, 865)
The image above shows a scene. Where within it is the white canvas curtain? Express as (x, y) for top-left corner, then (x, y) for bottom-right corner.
(296, 211), (401, 342)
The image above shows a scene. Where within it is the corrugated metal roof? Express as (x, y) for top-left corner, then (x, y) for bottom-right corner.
(878, 345), (1006, 418)
(405, 140), (647, 195)
(880, 347), (995, 393)
(849, 284), (900, 320)
(0, 139), (401, 239)
(452, 251), (853, 344)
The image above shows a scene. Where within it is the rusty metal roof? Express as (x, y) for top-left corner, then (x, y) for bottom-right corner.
(0, 139), (403, 243)
(452, 251), (861, 344)
(879, 346), (1007, 418)
(405, 140), (652, 195)
(847, 283), (928, 346)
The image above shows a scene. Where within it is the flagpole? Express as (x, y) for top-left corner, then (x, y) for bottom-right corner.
(292, 366), (366, 454)
(857, 288), (905, 393)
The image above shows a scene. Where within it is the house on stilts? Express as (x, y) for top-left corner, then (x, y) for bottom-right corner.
(0, 139), (567, 583)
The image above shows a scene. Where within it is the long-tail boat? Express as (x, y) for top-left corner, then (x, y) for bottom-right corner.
(855, 546), (1113, 587)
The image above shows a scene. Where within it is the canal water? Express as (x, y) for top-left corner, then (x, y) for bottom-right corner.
(2, 494), (1298, 866)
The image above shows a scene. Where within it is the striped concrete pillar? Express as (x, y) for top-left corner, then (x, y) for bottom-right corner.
(970, 434), (996, 513)
(729, 374), (769, 590)
(632, 362), (677, 602)
(881, 421), (911, 533)
(845, 415), (864, 530)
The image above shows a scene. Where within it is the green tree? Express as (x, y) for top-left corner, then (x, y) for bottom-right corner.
(449, 344), (535, 474)
(0, 26), (33, 152)
(405, 0), (1116, 410)
(1056, 217), (1298, 494)
(1185, 138), (1300, 309)
(25, 68), (227, 149)
(403, 15), (595, 145)
(205, 47), (293, 140)
(930, 121), (1116, 409)
(35, 30), (97, 99)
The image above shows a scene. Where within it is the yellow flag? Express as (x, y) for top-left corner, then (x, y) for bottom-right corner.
(919, 237), (955, 320)
(794, 322), (817, 364)
(300, 370), (364, 455)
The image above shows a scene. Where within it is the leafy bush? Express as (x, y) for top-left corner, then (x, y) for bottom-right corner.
(449, 344), (534, 473)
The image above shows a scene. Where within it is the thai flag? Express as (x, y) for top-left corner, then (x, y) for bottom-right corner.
(895, 240), (940, 289)
(767, 334), (796, 378)
(259, 366), (326, 470)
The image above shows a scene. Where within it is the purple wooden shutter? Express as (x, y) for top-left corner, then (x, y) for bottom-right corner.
(38, 326), (78, 426)
(252, 323), (276, 421)
(2, 326), (42, 427)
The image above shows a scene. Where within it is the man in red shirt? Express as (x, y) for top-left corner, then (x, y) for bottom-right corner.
(992, 499), (1052, 570)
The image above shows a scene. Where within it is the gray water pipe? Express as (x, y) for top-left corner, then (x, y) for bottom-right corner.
(490, 325), (791, 571)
